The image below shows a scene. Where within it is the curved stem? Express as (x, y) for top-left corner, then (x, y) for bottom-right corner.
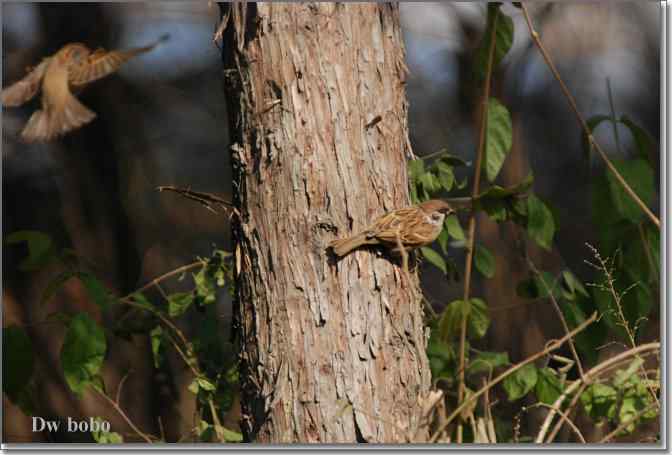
(93, 388), (154, 443)
(520, 3), (659, 228)
(122, 261), (205, 300)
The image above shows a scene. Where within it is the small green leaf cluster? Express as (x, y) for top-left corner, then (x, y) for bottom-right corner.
(580, 358), (658, 435)
(3, 232), (241, 443)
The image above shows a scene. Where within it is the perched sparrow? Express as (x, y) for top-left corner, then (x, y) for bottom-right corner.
(2, 38), (165, 142)
(328, 199), (454, 257)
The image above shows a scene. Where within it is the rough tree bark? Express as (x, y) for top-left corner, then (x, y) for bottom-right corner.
(221, 3), (431, 443)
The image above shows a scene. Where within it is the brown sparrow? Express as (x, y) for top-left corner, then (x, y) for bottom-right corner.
(2, 38), (164, 142)
(328, 199), (454, 257)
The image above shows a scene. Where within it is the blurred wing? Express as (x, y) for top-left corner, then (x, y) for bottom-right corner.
(1, 59), (49, 107)
(69, 44), (156, 86)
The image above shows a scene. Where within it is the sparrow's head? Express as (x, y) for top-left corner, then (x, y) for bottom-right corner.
(419, 199), (454, 216)
(57, 43), (90, 64)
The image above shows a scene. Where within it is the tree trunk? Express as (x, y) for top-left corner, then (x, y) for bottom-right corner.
(221, 3), (430, 443)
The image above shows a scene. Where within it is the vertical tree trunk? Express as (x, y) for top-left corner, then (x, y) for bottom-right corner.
(221, 3), (430, 443)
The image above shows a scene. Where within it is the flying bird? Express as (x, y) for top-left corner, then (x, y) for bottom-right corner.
(2, 36), (167, 142)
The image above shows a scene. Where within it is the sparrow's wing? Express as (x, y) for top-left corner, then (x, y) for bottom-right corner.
(370, 207), (417, 244)
(21, 61), (95, 143)
(69, 39), (164, 86)
(1, 59), (50, 107)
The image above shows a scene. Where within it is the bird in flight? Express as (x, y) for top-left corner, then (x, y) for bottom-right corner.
(2, 36), (167, 143)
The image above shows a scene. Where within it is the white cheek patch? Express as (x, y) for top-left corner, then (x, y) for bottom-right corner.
(425, 213), (444, 225)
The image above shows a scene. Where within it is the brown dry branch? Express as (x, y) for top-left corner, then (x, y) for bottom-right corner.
(519, 3), (660, 228)
(428, 311), (598, 443)
(455, 3), (500, 444)
(157, 185), (234, 215)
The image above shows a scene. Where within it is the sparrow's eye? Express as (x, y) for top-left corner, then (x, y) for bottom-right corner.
(431, 212), (442, 221)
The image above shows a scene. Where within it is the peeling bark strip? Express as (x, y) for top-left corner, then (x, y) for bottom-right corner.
(221, 3), (430, 443)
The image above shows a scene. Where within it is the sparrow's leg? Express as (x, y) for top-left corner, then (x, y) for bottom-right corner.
(395, 229), (409, 277)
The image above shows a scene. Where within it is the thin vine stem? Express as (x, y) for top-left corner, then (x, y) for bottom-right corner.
(520, 3), (659, 228)
(92, 387), (154, 443)
(455, 5), (500, 444)
(121, 261), (205, 300)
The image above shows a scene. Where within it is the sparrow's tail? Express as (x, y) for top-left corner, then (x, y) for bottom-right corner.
(328, 232), (375, 257)
(21, 94), (95, 142)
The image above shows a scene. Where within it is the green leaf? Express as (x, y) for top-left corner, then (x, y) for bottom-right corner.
(60, 313), (107, 396)
(438, 300), (470, 342)
(468, 351), (509, 375)
(427, 336), (456, 379)
(618, 397), (640, 434)
(468, 298), (490, 339)
(620, 115), (656, 163)
(444, 215), (465, 241)
(220, 426), (244, 443)
(527, 194), (555, 250)
(437, 298), (489, 342)
(607, 159), (655, 223)
(437, 153), (469, 168)
(408, 158), (425, 180)
(474, 244), (496, 278)
(581, 383), (617, 421)
(194, 264), (218, 306)
(613, 358), (644, 389)
(485, 98), (513, 182)
(435, 160), (455, 191)
(79, 273), (113, 311)
(502, 363), (538, 401)
(188, 379), (200, 395)
(130, 292), (154, 311)
(5, 230), (56, 271)
(516, 272), (560, 300)
(474, 3), (514, 80)
(476, 174), (534, 201)
(582, 115), (611, 162)
(535, 368), (563, 405)
(561, 270), (589, 299)
(197, 377), (217, 392)
(3, 326), (34, 407)
(168, 292), (194, 318)
(535, 271), (561, 299)
(421, 247), (447, 274)
(437, 228), (449, 254)
(150, 326), (164, 369)
(91, 417), (123, 443)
